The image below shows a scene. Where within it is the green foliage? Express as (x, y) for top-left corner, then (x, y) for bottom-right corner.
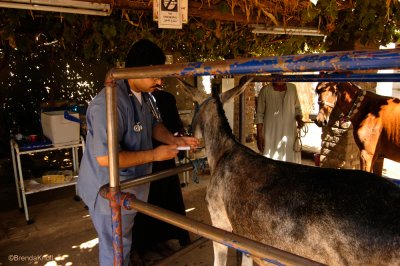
(0, 1), (399, 62)
(315, 0), (400, 50)
(0, 0), (399, 151)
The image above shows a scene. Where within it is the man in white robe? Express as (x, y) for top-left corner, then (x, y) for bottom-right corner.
(255, 81), (304, 163)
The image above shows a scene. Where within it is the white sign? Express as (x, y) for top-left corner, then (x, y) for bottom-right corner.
(153, 0), (188, 28)
(159, 0), (181, 29)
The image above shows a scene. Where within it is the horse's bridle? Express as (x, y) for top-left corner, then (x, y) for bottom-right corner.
(342, 89), (366, 122)
(317, 85), (367, 123)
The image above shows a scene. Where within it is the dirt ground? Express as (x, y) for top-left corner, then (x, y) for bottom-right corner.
(0, 170), (238, 266)
(0, 143), (399, 265)
(0, 156), (314, 266)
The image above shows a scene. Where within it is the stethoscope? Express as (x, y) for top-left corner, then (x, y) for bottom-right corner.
(124, 80), (161, 132)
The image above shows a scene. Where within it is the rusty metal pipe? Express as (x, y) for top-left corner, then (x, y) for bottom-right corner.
(127, 198), (325, 266)
(105, 82), (120, 188)
(108, 188), (124, 266)
(119, 163), (194, 190)
(109, 49), (400, 80)
(238, 73), (400, 83)
(105, 74), (123, 266)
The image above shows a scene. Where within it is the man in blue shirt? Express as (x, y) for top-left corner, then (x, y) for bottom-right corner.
(77, 39), (199, 266)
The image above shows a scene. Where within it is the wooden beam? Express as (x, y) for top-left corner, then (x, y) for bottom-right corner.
(113, 0), (151, 11)
(111, 0), (271, 24)
(187, 2), (268, 24)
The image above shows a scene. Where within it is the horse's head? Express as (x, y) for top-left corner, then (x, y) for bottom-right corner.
(315, 82), (339, 127)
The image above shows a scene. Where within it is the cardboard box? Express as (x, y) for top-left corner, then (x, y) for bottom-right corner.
(42, 170), (74, 184)
(41, 111), (80, 146)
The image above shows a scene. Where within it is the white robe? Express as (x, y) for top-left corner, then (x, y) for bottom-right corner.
(255, 83), (302, 163)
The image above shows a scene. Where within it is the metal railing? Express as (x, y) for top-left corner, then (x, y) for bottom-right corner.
(102, 48), (400, 266)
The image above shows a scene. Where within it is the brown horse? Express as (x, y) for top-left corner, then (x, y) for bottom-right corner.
(315, 81), (400, 174)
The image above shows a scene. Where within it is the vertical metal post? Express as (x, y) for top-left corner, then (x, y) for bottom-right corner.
(15, 146), (30, 222)
(105, 79), (123, 266)
(239, 93), (246, 144)
(10, 140), (22, 209)
(72, 147), (77, 174)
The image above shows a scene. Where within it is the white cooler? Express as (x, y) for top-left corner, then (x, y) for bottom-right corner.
(41, 110), (80, 146)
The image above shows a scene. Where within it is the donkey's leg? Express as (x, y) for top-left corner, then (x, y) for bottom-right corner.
(241, 253), (253, 266)
(212, 241), (229, 266)
(236, 251), (254, 266)
(207, 197), (233, 266)
(208, 210), (253, 266)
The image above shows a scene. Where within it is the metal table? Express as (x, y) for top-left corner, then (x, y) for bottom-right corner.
(10, 137), (85, 224)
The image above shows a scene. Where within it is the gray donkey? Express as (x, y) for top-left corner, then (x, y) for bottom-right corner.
(178, 78), (400, 266)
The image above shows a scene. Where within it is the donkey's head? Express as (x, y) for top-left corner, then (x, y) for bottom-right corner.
(177, 77), (253, 140)
(175, 78), (208, 139)
(315, 82), (340, 127)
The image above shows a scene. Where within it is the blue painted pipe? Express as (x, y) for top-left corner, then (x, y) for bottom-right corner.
(110, 49), (400, 80)
(240, 73), (400, 83)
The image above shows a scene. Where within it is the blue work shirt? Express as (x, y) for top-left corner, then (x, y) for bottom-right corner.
(77, 79), (160, 214)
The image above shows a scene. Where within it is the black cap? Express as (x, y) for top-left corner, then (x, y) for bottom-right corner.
(125, 39), (166, 68)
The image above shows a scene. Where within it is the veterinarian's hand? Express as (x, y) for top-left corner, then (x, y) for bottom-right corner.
(174, 136), (201, 150)
(152, 145), (179, 161)
(257, 134), (264, 153)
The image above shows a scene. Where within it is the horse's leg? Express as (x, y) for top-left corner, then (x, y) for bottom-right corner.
(355, 122), (382, 174)
(360, 150), (374, 172)
(372, 157), (384, 176)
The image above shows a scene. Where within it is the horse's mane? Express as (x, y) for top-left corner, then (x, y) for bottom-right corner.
(315, 81), (362, 94)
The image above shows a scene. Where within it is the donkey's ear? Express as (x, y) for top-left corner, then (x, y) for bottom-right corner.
(176, 78), (208, 104)
(219, 77), (253, 104)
